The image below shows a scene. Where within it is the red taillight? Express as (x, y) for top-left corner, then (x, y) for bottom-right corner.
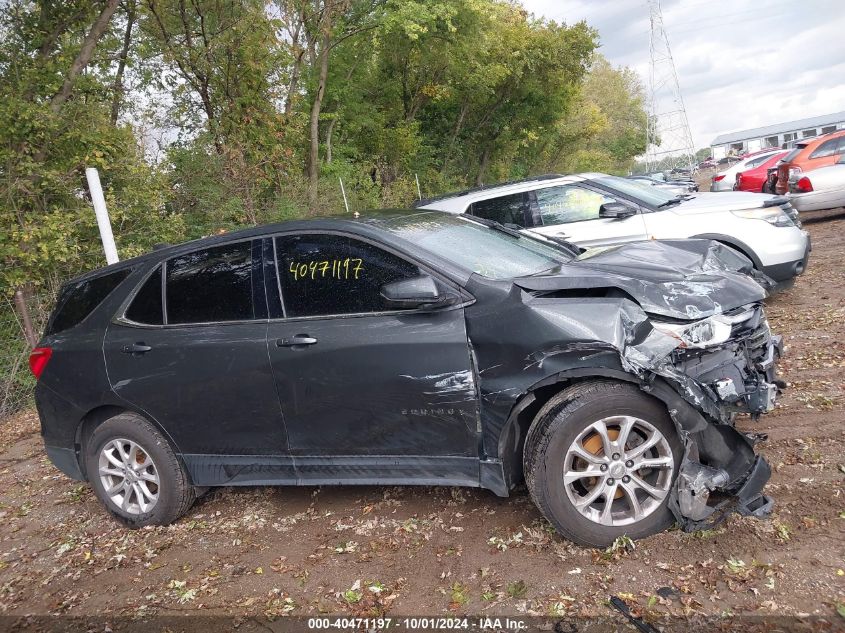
(714, 174), (726, 182)
(29, 347), (52, 379)
(795, 176), (813, 193)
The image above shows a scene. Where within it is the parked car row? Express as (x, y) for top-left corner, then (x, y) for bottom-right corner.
(33, 169), (808, 547)
(417, 173), (810, 286)
(711, 129), (845, 212)
(710, 149), (783, 192)
(769, 129), (845, 195)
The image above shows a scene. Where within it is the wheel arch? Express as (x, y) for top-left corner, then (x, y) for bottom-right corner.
(75, 405), (184, 480)
(497, 369), (699, 491)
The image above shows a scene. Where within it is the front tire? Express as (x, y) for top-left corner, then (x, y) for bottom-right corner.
(524, 381), (682, 547)
(85, 412), (195, 527)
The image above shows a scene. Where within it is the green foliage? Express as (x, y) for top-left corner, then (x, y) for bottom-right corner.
(0, 0), (183, 294)
(1, 0), (650, 294)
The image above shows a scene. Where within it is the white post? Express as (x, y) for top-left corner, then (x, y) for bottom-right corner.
(415, 173), (422, 200)
(85, 167), (119, 264)
(339, 176), (350, 213)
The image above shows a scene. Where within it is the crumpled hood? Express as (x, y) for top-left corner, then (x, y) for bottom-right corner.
(515, 239), (770, 320)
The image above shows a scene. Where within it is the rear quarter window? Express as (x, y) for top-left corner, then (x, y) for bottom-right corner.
(125, 266), (164, 325)
(46, 269), (131, 335)
(808, 138), (841, 160)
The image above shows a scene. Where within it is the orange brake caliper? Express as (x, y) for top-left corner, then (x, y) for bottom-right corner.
(583, 429), (624, 499)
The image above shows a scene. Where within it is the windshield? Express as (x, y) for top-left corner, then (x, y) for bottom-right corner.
(592, 174), (677, 207)
(377, 213), (571, 279)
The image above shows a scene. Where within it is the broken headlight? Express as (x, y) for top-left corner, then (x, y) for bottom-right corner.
(650, 315), (734, 349)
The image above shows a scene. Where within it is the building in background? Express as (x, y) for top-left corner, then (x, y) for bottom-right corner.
(710, 111), (845, 159)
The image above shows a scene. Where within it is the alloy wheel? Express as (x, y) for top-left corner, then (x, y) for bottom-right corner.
(98, 438), (160, 515)
(563, 416), (674, 527)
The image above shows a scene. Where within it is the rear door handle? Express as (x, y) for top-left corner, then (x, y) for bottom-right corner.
(122, 342), (152, 354)
(276, 335), (317, 347)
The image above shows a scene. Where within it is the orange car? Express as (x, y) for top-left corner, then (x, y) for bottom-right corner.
(774, 129), (845, 194)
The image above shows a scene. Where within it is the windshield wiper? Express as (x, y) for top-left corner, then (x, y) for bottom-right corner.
(657, 196), (684, 208)
(482, 219), (524, 238)
(472, 217), (578, 259)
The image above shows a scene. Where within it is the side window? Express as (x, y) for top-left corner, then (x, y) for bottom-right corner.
(125, 266), (163, 325)
(166, 242), (254, 324)
(809, 138), (840, 159)
(46, 269), (131, 335)
(470, 193), (528, 227)
(836, 136), (845, 155)
(535, 185), (616, 225)
(275, 234), (421, 318)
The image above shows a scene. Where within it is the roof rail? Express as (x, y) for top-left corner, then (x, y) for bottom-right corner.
(411, 174), (566, 207)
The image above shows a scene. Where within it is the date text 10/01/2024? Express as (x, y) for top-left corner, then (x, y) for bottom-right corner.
(307, 617), (528, 631)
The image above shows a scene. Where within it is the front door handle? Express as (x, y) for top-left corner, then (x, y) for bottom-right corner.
(122, 342), (152, 354)
(276, 335), (317, 347)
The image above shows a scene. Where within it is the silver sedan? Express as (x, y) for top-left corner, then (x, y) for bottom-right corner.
(789, 154), (845, 212)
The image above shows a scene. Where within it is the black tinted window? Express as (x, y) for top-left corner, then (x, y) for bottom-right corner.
(47, 269), (130, 335)
(470, 193), (528, 226)
(126, 267), (163, 325)
(275, 234), (420, 317)
(166, 242), (254, 324)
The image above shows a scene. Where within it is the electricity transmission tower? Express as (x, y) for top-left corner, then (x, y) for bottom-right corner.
(645, 0), (696, 173)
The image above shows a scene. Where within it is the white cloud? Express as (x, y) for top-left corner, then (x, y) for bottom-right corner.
(522, 0), (845, 148)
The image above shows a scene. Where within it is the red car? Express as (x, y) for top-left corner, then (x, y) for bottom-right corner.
(736, 150), (788, 192)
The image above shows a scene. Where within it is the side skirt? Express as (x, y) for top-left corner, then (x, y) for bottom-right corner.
(183, 454), (508, 494)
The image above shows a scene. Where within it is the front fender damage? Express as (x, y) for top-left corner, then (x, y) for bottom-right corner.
(563, 298), (778, 530)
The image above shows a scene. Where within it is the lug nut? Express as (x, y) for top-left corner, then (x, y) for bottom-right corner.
(607, 478), (615, 486)
(612, 453), (620, 460)
(625, 460), (634, 468)
(600, 464), (608, 472)
(622, 476), (631, 483)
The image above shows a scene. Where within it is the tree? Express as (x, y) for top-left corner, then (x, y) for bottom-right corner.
(532, 54), (648, 175)
(0, 0), (182, 291)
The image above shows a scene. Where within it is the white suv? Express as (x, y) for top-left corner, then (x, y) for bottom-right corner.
(415, 173), (811, 286)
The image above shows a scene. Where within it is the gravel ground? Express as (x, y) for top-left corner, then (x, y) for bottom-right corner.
(0, 211), (843, 630)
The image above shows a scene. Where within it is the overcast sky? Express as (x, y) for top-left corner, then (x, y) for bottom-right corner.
(522, 0), (845, 150)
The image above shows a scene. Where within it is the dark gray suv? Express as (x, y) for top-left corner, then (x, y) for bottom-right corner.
(33, 210), (781, 546)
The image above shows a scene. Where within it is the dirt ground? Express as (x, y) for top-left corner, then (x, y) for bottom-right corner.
(0, 212), (843, 630)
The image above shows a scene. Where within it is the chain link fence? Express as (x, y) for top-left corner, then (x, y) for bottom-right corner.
(0, 291), (54, 421)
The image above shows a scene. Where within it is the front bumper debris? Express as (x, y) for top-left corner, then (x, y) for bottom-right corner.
(667, 306), (780, 529)
(617, 302), (781, 530)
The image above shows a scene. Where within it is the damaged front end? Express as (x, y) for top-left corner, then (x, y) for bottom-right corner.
(643, 303), (782, 528)
(511, 239), (785, 531)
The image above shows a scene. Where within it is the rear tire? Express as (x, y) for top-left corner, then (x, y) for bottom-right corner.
(85, 412), (195, 527)
(524, 380), (682, 547)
